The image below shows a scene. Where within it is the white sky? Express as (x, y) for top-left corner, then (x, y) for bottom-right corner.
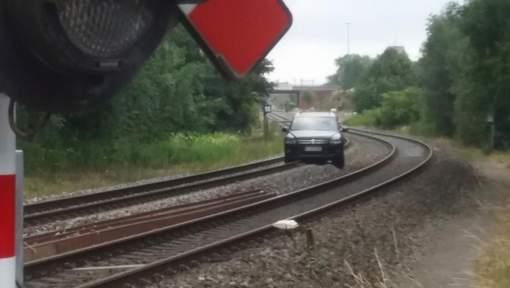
(267, 0), (458, 85)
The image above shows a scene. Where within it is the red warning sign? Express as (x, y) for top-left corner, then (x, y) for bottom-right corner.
(179, 0), (293, 78)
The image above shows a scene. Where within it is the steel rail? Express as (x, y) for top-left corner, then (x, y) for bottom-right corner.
(25, 156), (285, 216)
(24, 132), (393, 288)
(25, 160), (299, 227)
(24, 190), (275, 262)
(25, 190), (267, 246)
(26, 135), (353, 228)
(76, 130), (433, 288)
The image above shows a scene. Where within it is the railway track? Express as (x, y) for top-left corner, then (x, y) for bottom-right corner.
(24, 190), (275, 262)
(24, 130), (432, 288)
(24, 157), (297, 227)
(26, 126), (353, 228)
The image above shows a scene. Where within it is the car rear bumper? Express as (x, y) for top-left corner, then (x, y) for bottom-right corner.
(285, 143), (344, 161)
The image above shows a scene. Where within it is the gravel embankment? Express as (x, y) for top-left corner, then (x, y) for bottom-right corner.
(154, 145), (482, 288)
(25, 157), (283, 204)
(25, 134), (389, 237)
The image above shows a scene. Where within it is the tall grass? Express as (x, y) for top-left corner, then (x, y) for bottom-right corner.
(475, 201), (510, 288)
(23, 133), (283, 199)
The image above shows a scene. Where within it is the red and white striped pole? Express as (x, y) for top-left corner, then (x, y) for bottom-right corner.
(0, 93), (16, 288)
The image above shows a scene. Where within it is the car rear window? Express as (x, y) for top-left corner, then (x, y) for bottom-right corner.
(291, 117), (338, 131)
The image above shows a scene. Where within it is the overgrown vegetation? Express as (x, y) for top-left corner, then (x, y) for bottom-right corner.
(474, 169), (510, 288)
(25, 133), (283, 199)
(19, 25), (274, 177)
(17, 25), (281, 197)
(337, 0), (510, 150)
(346, 88), (421, 129)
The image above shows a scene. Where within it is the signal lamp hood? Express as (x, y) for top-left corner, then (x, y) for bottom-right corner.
(0, 0), (178, 112)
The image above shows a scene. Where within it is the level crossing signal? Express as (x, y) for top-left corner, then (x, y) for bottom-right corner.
(0, 0), (293, 113)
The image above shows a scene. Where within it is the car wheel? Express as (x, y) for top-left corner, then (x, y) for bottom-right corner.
(333, 150), (345, 169)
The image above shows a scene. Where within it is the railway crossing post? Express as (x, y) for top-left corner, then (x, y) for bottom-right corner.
(16, 150), (24, 287)
(0, 93), (16, 288)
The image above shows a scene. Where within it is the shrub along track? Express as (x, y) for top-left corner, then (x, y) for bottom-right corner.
(24, 130), (432, 288)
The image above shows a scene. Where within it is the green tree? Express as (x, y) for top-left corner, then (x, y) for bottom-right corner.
(328, 54), (372, 90)
(457, 0), (510, 147)
(21, 24), (275, 169)
(346, 87), (421, 129)
(353, 47), (417, 112)
(419, 3), (466, 136)
(377, 88), (421, 129)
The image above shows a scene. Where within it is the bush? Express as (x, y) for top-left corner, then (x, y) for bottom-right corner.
(21, 132), (285, 177)
(346, 88), (421, 129)
(345, 110), (381, 127)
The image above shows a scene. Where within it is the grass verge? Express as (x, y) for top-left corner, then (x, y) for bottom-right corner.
(24, 134), (283, 200)
(474, 200), (510, 288)
(473, 158), (510, 288)
(345, 120), (510, 170)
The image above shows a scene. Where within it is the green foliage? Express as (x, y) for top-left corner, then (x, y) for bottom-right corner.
(346, 88), (421, 129)
(419, 3), (466, 136)
(457, 0), (510, 148)
(377, 88), (421, 128)
(353, 47), (417, 112)
(418, 0), (510, 148)
(21, 132), (282, 176)
(24, 133), (283, 198)
(346, 0), (510, 150)
(328, 54), (373, 89)
(20, 25), (276, 174)
(345, 110), (381, 127)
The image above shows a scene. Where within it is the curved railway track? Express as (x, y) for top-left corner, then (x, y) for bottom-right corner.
(26, 157), (284, 216)
(24, 136), (354, 262)
(26, 129), (352, 228)
(24, 190), (276, 262)
(24, 130), (432, 288)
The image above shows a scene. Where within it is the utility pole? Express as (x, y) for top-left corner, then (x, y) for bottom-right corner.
(262, 98), (272, 141)
(255, 91), (272, 141)
(345, 22), (351, 55)
(487, 110), (496, 153)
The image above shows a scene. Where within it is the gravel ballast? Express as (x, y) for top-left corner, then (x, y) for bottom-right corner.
(153, 145), (484, 288)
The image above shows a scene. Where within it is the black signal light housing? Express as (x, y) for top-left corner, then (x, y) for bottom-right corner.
(0, 0), (179, 112)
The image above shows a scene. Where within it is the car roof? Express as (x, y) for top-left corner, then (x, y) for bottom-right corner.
(295, 112), (336, 118)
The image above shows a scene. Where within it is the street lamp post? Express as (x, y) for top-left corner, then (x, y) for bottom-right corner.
(487, 112), (495, 153)
(262, 101), (272, 140)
